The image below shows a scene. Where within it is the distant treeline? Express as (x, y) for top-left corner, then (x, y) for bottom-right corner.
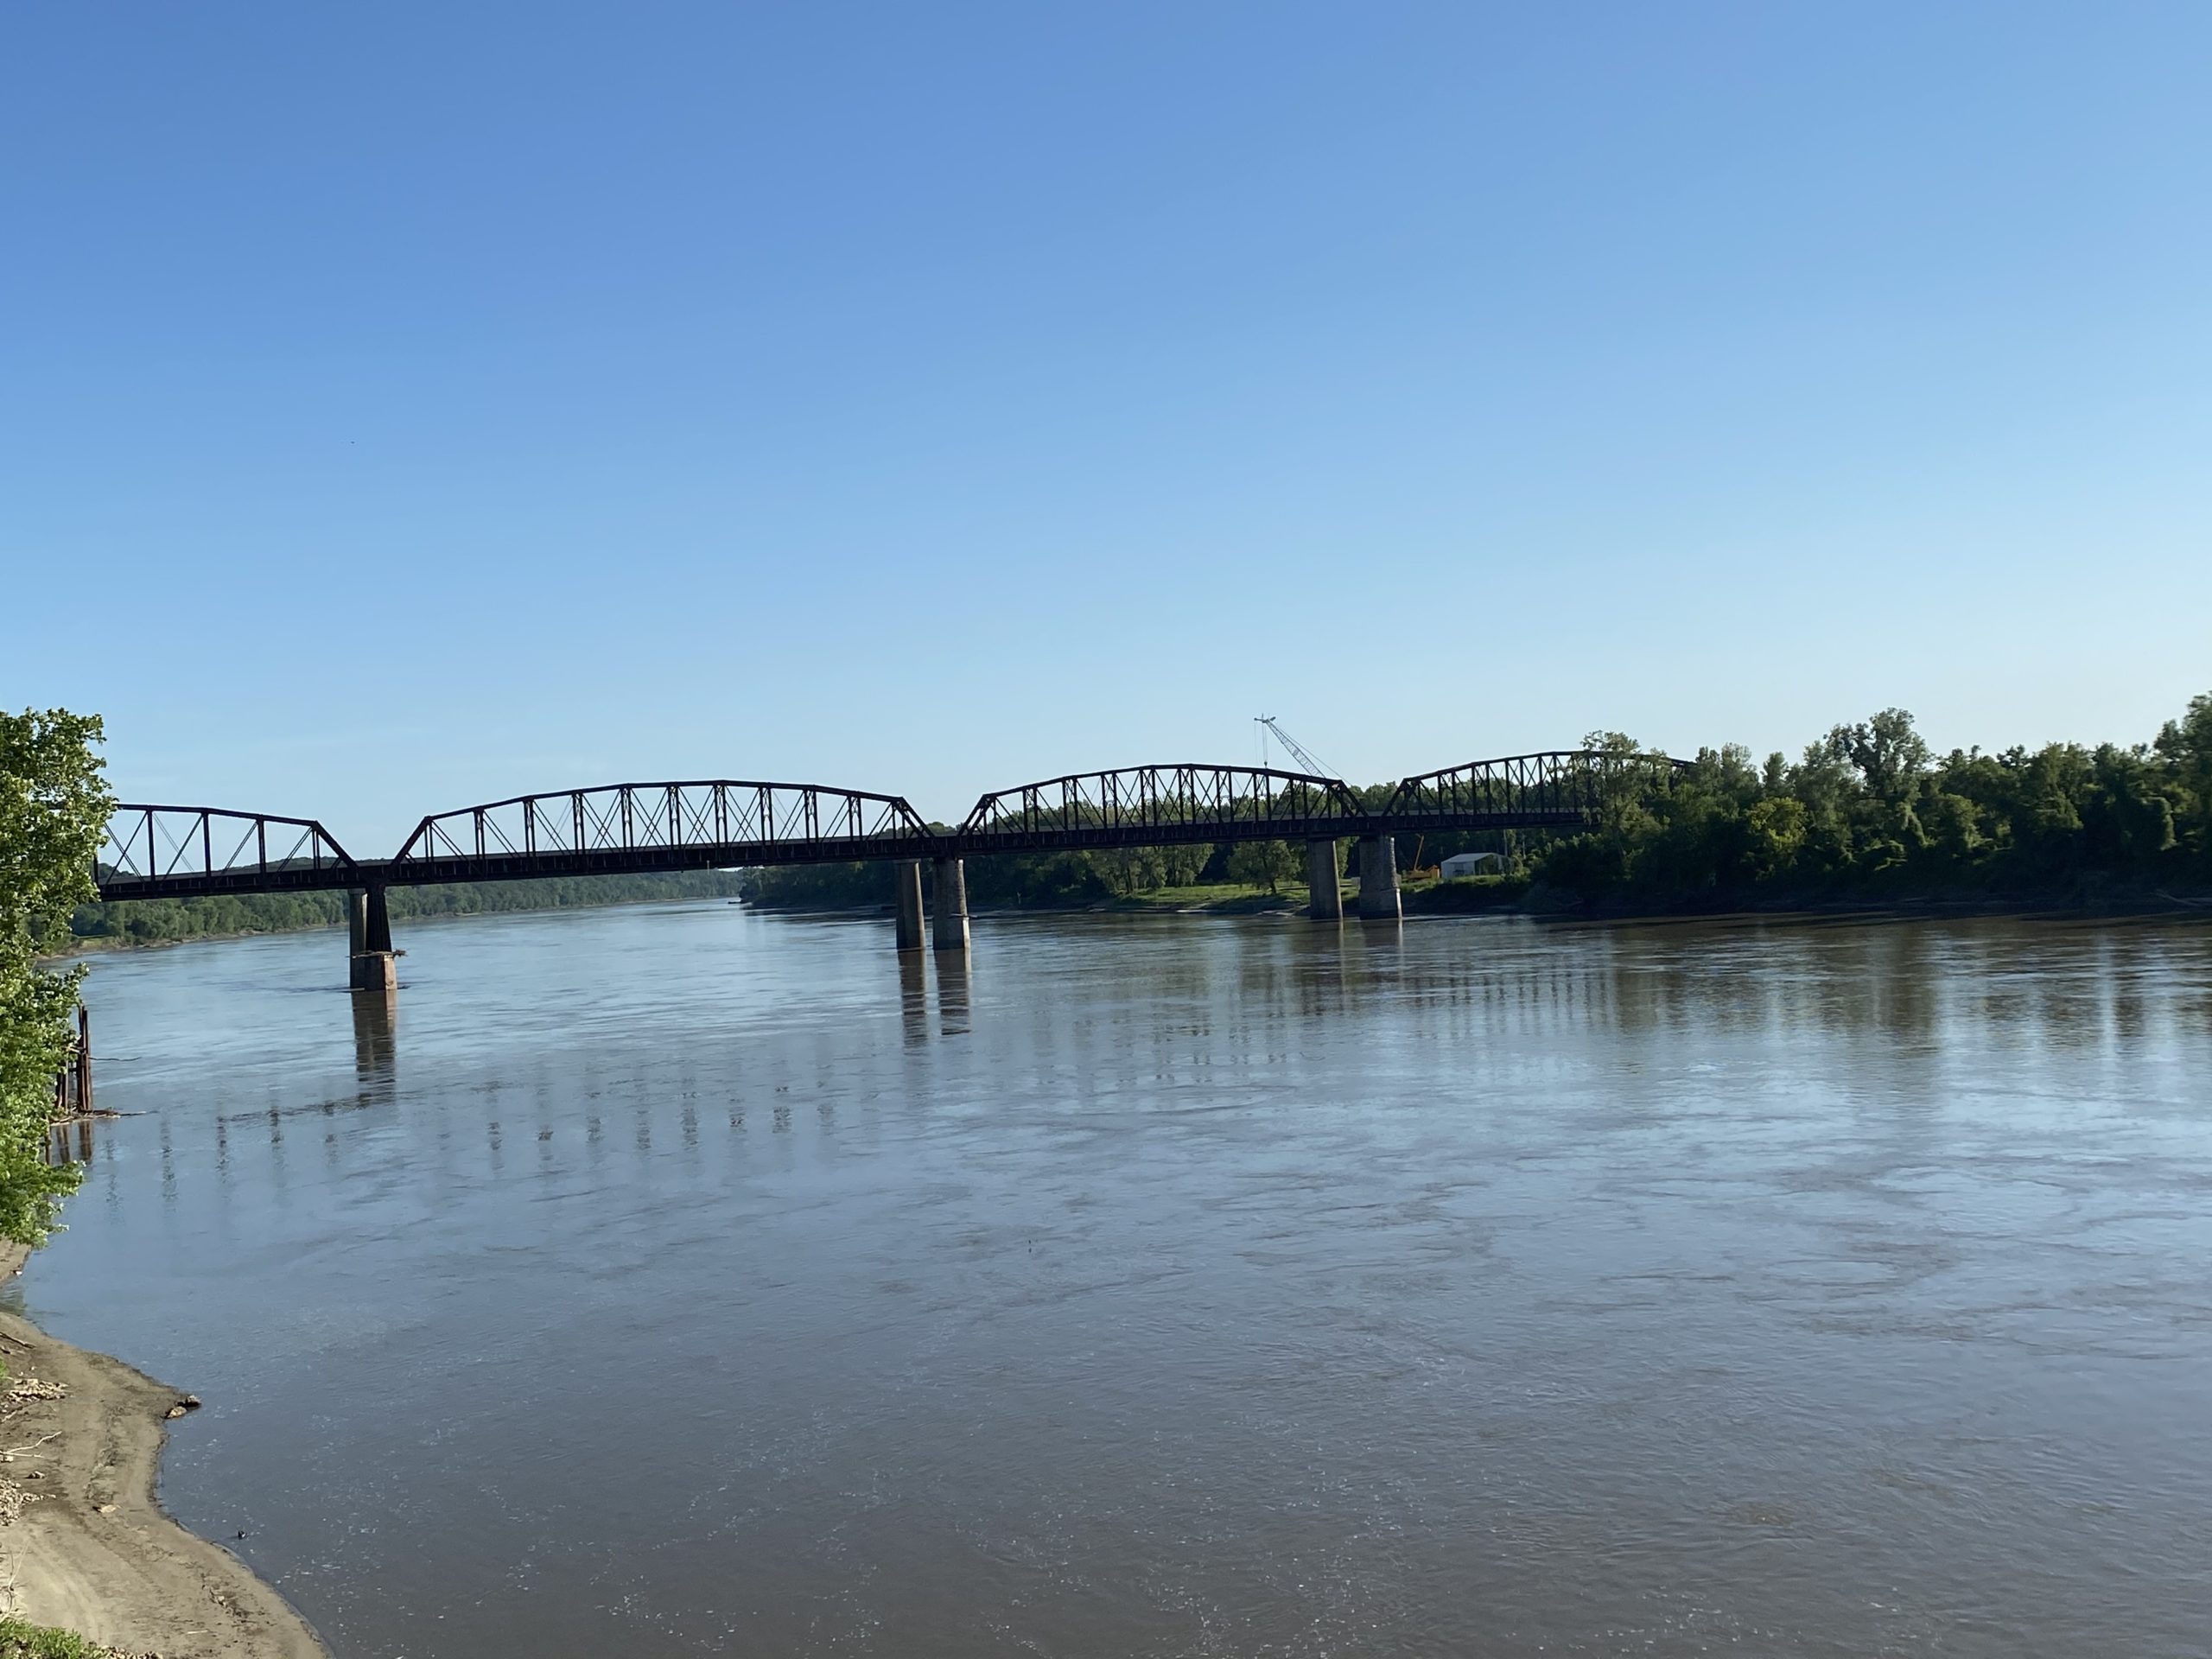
(741, 842), (1234, 912)
(63, 870), (750, 948)
(747, 694), (2212, 913)
(1538, 694), (2212, 909)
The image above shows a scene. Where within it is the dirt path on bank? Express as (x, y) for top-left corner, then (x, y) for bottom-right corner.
(0, 1245), (327, 1659)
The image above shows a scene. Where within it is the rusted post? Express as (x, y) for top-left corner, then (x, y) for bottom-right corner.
(75, 1005), (92, 1115)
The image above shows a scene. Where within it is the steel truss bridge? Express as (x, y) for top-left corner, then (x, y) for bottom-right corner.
(93, 751), (1682, 905)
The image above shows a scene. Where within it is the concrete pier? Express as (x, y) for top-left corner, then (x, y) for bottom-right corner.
(893, 860), (927, 951)
(1357, 836), (1401, 920)
(1306, 839), (1343, 920)
(931, 857), (970, 952)
(348, 884), (397, 992)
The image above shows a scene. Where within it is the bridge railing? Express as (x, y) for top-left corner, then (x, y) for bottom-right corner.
(391, 780), (933, 868)
(98, 805), (357, 894)
(960, 765), (1369, 845)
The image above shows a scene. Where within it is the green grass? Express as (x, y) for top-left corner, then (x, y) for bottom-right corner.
(0, 1619), (124, 1659)
(1100, 881), (1303, 912)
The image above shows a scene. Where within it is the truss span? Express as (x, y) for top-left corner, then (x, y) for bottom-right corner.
(90, 747), (1694, 903)
(958, 765), (1369, 851)
(388, 779), (936, 883)
(1380, 750), (1688, 826)
(98, 805), (357, 900)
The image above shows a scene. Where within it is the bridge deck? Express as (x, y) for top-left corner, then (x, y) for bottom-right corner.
(93, 754), (1678, 902)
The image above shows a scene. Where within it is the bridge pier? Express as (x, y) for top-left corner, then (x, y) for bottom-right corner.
(348, 883), (397, 992)
(1306, 839), (1343, 920)
(1357, 836), (1401, 921)
(893, 861), (926, 951)
(931, 857), (969, 952)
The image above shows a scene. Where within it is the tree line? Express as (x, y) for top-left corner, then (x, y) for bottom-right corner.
(746, 693), (2212, 912)
(1541, 695), (2212, 906)
(61, 870), (751, 948)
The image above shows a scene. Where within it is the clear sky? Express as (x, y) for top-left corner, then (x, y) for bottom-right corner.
(5, 3), (2208, 849)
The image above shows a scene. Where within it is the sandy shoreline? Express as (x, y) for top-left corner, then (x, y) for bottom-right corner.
(0, 1243), (327, 1659)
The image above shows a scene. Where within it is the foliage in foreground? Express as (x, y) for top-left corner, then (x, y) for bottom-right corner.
(1, 710), (110, 1245)
(0, 1617), (130, 1659)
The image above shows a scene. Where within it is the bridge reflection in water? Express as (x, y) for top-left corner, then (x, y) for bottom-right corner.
(353, 987), (397, 1097)
(92, 751), (1686, 993)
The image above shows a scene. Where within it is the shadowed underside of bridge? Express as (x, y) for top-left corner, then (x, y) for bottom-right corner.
(92, 752), (1684, 904)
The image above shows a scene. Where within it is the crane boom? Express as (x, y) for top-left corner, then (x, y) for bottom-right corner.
(1255, 716), (1338, 779)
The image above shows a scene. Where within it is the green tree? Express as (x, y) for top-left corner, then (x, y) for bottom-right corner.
(1226, 839), (1300, 894)
(1, 710), (111, 1244)
(1917, 791), (1983, 863)
(2156, 694), (2212, 860)
(1826, 708), (1929, 804)
(1743, 795), (1808, 880)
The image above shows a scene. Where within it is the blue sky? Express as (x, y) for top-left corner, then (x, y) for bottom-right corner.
(5, 3), (2208, 849)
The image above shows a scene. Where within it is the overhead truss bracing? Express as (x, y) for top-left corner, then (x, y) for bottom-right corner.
(387, 780), (935, 884)
(1380, 750), (1688, 826)
(98, 805), (356, 900)
(959, 765), (1367, 850)
(89, 750), (1687, 900)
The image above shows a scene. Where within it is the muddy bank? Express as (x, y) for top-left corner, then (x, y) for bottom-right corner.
(0, 1244), (325, 1659)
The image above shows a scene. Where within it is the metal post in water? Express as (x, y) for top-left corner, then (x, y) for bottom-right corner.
(75, 1004), (92, 1115)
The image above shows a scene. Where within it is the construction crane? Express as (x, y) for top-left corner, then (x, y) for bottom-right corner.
(1254, 716), (1338, 779)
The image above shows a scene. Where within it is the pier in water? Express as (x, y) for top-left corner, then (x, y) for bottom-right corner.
(17, 904), (2212, 1657)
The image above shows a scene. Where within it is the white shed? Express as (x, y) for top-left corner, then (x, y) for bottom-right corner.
(1439, 850), (1503, 879)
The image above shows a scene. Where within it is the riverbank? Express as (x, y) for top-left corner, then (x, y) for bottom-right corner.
(0, 1245), (325, 1659)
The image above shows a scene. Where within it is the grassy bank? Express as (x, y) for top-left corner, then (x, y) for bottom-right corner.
(0, 1618), (129, 1658)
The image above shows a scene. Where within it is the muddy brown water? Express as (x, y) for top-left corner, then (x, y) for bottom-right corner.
(16, 906), (2212, 1656)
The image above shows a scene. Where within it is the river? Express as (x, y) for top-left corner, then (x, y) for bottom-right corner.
(16, 903), (2212, 1656)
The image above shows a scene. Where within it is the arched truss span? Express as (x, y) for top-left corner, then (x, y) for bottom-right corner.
(1380, 750), (1688, 821)
(960, 765), (1369, 849)
(390, 780), (933, 876)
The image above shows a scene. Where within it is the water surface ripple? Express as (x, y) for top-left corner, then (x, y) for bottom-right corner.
(19, 906), (2212, 1656)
